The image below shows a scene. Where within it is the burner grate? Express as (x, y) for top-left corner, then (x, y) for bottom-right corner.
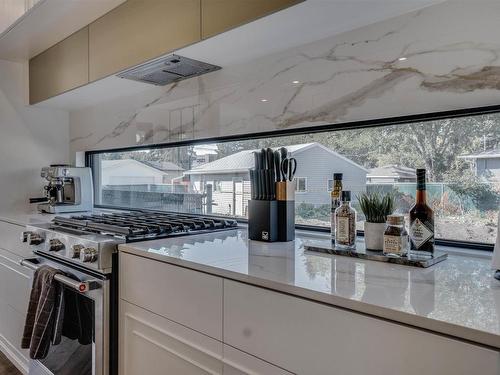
(52, 211), (238, 241)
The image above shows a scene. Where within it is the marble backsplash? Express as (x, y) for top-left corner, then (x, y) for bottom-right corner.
(70, 1), (500, 154)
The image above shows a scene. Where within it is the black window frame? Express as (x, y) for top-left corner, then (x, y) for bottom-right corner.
(86, 104), (500, 252)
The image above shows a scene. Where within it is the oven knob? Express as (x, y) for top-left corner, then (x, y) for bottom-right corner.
(70, 244), (85, 258)
(21, 231), (33, 243)
(28, 233), (44, 246)
(80, 247), (98, 263)
(49, 238), (65, 252)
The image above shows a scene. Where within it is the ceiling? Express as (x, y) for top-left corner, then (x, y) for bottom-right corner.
(36, 0), (443, 111)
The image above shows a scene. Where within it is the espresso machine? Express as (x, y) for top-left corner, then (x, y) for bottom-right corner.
(30, 165), (94, 213)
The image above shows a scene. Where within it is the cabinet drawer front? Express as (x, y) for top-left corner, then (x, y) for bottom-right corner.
(120, 252), (223, 340)
(89, 0), (201, 81)
(223, 345), (294, 375)
(0, 220), (31, 257)
(201, 0), (301, 39)
(224, 280), (500, 375)
(0, 303), (29, 365)
(0, 248), (31, 315)
(29, 27), (89, 104)
(120, 300), (223, 375)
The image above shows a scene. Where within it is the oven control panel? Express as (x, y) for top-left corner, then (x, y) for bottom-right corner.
(22, 225), (121, 274)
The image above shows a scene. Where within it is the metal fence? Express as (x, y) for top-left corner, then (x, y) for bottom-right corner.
(101, 188), (204, 213)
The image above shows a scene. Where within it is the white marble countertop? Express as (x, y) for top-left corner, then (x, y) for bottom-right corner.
(119, 229), (500, 350)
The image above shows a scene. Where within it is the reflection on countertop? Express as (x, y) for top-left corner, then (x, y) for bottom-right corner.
(119, 228), (500, 349)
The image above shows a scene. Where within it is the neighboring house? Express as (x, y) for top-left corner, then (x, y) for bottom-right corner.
(101, 159), (184, 185)
(183, 143), (368, 216)
(366, 165), (416, 184)
(460, 148), (500, 184)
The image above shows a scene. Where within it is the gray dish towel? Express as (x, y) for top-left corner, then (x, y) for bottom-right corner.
(21, 265), (63, 359)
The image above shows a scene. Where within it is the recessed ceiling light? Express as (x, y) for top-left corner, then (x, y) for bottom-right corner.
(260, 99), (268, 102)
(398, 57), (407, 61)
(292, 80), (300, 84)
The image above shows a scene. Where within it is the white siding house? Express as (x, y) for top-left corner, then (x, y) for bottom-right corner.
(101, 159), (184, 185)
(461, 149), (500, 184)
(183, 143), (368, 216)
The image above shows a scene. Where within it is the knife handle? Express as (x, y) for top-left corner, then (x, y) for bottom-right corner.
(259, 170), (266, 200)
(249, 169), (256, 200)
(253, 152), (261, 170)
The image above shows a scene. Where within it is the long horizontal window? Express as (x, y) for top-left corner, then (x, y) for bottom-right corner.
(89, 112), (500, 245)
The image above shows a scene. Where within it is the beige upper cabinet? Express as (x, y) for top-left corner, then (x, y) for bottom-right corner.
(201, 0), (302, 39)
(29, 27), (89, 104)
(88, 0), (201, 82)
(28, 0), (302, 103)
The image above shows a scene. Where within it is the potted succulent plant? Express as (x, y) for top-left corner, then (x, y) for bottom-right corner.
(358, 192), (395, 251)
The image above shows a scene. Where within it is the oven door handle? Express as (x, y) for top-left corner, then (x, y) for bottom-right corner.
(21, 258), (101, 293)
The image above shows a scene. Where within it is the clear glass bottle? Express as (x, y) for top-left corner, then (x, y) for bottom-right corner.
(383, 215), (409, 257)
(335, 191), (357, 250)
(330, 173), (343, 242)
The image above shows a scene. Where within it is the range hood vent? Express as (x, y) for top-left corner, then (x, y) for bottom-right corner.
(117, 54), (221, 86)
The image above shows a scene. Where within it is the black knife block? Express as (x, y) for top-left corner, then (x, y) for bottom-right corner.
(278, 200), (295, 242)
(248, 200), (278, 242)
(248, 199), (295, 242)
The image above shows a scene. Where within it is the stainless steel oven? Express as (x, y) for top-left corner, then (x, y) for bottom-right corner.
(20, 256), (111, 375)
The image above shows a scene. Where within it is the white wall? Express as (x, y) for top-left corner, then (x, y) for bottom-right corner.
(0, 59), (69, 213)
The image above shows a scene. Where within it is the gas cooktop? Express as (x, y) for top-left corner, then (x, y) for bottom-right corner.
(51, 211), (239, 242)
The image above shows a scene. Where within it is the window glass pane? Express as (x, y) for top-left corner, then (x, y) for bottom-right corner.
(92, 112), (500, 244)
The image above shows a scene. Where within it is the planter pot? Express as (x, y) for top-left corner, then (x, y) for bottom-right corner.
(364, 222), (385, 251)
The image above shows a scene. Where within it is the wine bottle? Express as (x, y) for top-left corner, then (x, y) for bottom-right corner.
(409, 169), (434, 257)
(330, 173), (343, 241)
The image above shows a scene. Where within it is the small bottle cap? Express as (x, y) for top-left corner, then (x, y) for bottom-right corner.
(341, 191), (351, 201)
(334, 173), (343, 181)
(386, 214), (404, 225)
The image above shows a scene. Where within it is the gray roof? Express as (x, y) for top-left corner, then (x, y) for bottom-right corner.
(367, 165), (416, 179)
(460, 148), (500, 159)
(184, 143), (368, 175)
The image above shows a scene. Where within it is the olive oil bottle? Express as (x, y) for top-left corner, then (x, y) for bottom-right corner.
(409, 169), (434, 257)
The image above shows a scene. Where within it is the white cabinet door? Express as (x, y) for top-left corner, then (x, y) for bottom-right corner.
(223, 345), (294, 375)
(0, 247), (32, 370)
(120, 300), (223, 375)
(120, 251), (223, 340)
(224, 280), (500, 375)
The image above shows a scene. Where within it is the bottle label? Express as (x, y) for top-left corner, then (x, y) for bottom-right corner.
(337, 217), (350, 242)
(409, 218), (433, 249)
(383, 235), (408, 255)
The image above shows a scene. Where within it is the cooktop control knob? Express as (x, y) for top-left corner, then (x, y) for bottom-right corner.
(49, 239), (65, 252)
(21, 231), (33, 243)
(80, 247), (98, 263)
(71, 244), (85, 258)
(28, 233), (44, 246)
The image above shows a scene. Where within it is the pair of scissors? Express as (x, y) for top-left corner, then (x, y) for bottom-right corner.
(281, 157), (297, 181)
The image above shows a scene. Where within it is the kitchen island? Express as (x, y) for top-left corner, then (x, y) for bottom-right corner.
(119, 228), (500, 375)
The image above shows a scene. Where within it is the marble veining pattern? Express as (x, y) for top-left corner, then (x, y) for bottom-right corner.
(119, 228), (500, 349)
(71, 1), (500, 153)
